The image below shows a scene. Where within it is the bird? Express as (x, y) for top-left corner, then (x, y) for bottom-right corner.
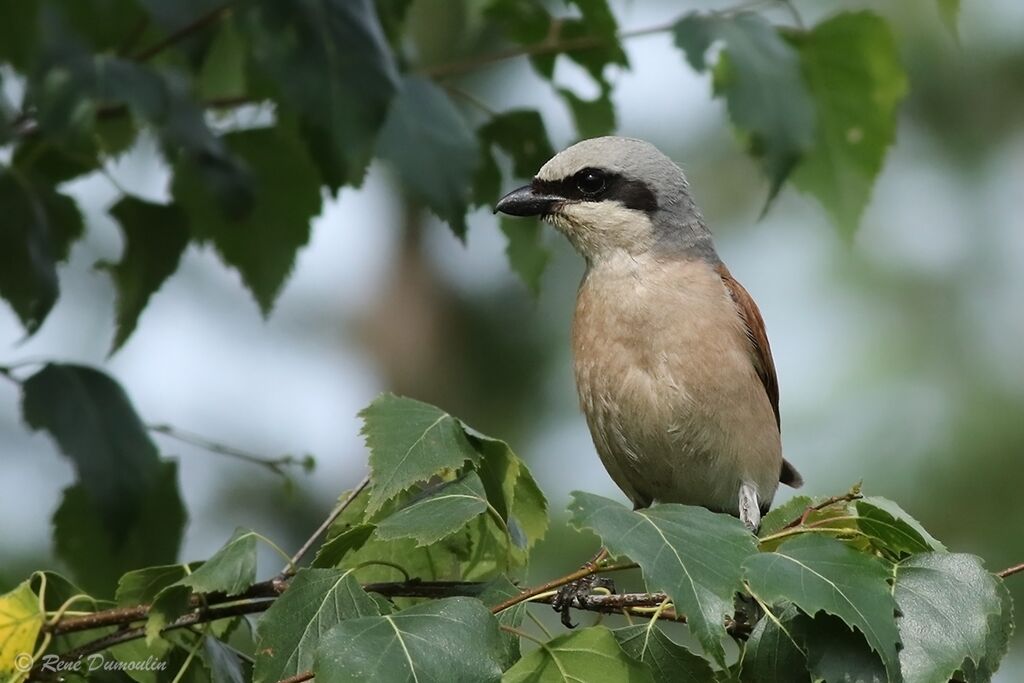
(494, 136), (802, 532)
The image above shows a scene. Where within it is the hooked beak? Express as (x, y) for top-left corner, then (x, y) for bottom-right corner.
(494, 184), (562, 217)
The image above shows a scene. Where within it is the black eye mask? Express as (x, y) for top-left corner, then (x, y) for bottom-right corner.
(531, 168), (658, 214)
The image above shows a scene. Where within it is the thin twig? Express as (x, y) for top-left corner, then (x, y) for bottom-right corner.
(276, 674), (314, 683)
(420, 20), (673, 80)
(779, 491), (863, 531)
(490, 560), (637, 615)
(48, 580), (285, 635)
(443, 84), (498, 117)
(133, 4), (233, 62)
(117, 16), (151, 56)
(280, 475), (371, 577)
(31, 600), (273, 678)
(149, 423), (313, 478)
(997, 562), (1024, 579)
(760, 526), (868, 545)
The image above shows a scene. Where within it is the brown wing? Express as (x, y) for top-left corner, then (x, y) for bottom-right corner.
(716, 263), (803, 488)
(716, 264), (780, 427)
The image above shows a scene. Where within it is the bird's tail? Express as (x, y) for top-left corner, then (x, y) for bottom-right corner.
(780, 458), (804, 488)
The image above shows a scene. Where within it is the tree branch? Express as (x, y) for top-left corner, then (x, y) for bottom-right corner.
(419, 20), (674, 80)
(132, 3), (233, 62)
(279, 474), (371, 578)
(780, 490), (863, 530)
(32, 599), (274, 679)
(276, 674), (314, 683)
(419, 0), (791, 80)
(490, 560), (637, 614)
(149, 423), (314, 478)
(47, 580), (286, 635)
(998, 562), (1024, 579)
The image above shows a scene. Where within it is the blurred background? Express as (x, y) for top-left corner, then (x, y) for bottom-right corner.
(2, 0), (1022, 675)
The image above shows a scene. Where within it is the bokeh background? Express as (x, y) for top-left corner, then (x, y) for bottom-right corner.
(2, 0), (1022, 675)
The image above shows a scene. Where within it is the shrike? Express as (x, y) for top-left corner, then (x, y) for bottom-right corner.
(495, 136), (802, 531)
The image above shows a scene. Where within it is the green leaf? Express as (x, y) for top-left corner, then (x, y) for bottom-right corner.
(508, 458), (548, 549)
(202, 635), (247, 683)
(0, 169), (84, 333)
(23, 363), (161, 542)
(855, 498), (944, 557)
(132, 0), (222, 33)
(503, 626), (654, 683)
(790, 12), (907, 237)
(568, 492), (757, 666)
(474, 147), (502, 209)
(758, 496), (813, 537)
(0, 581), (44, 677)
(359, 394), (482, 515)
(53, 460), (186, 597)
(500, 219), (550, 297)
(172, 125), (322, 314)
(246, 0), (398, 190)
(559, 86), (617, 139)
(740, 610), (808, 683)
(893, 553), (1012, 683)
(314, 597), (504, 682)
(376, 0), (414, 44)
(551, 1), (628, 90)
(145, 584), (192, 646)
(485, 0), (549, 48)
(377, 75), (479, 238)
(198, 19), (247, 101)
(313, 524), (376, 569)
(253, 569), (380, 683)
(479, 110), (555, 180)
(800, 613), (886, 683)
(0, 1), (38, 70)
(102, 196), (190, 352)
(470, 432), (548, 551)
(674, 12), (815, 198)
(31, 51), (244, 189)
(176, 528), (259, 596)
(480, 577), (526, 670)
(461, 514), (515, 580)
(375, 471), (491, 546)
(960, 579), (1014, 682)
(743, 534), (901, 681)
(338, 532), (471, 584)
(323, 487), (475, 583)
(116, 564), (195, 606)
(53, 0), (148, 52)
(614, 623), (715, 683)
(13, 135), (100, 183)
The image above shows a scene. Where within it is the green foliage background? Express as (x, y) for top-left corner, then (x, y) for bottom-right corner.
(2, 0), (1024, 680)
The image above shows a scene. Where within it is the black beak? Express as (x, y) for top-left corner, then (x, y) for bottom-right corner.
(494, 184), (561, 217)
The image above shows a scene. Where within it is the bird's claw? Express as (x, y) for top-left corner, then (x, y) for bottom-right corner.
(552, 575), (616, 628)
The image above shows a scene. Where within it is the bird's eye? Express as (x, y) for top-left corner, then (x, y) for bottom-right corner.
(576, 169), (606, 196)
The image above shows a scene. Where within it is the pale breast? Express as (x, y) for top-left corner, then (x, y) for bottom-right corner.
(571, 252), (782, 513)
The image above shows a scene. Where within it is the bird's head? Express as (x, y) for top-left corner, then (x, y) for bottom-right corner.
(495, 136), (713, 263)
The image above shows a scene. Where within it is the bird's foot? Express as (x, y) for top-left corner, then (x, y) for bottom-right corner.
(552, 575), (616, 628)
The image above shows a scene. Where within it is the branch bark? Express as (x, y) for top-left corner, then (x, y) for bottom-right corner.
(489, 560), (637, 614)
(998, 562), (1024, 579)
